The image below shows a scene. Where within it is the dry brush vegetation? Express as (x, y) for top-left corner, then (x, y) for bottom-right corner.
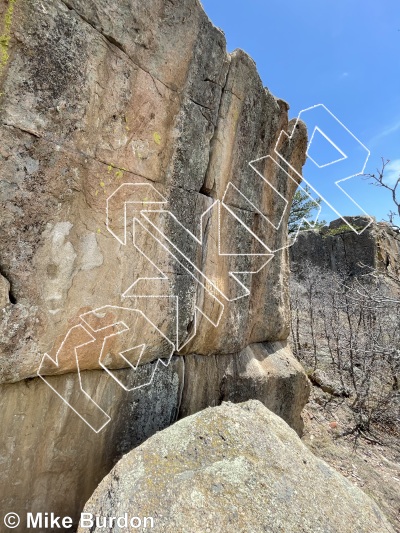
(290, 261), (400, 445)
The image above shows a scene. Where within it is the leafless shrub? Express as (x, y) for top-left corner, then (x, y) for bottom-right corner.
(363, 158), (400, 231)
(290, 261), (400, 439)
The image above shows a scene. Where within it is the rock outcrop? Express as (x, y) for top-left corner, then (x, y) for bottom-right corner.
(79, 400), (395, 533)
(180, 341), (310, 435)
(290, 216), (400, 278)
(0, 0), (307, 383)
(0, 358), (184, 529)
(0, 0), (310, 528)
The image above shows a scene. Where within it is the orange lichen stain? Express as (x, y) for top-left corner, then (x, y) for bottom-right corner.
(153, 132), (161, 145)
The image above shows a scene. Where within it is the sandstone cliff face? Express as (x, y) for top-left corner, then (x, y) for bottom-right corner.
(0, 0), (307, 382)
(0, 0), (309, 528)
(290, 216), (400, 278)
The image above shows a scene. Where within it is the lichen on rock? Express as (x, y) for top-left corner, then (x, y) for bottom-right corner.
(0, 0), (312, 528)
(78, 401), (395, 533)
(0, 0), (17, 77)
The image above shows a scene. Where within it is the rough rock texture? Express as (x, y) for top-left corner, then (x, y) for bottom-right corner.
(0, 358), (184, 531)
(0, 346), (309, 530)
(79, 400), (395, 533)
(309, 368), (350, 398)
(0, 0), (307, 382)
(290, 216), (400, 278)
(179, 341), (310, 435)
(0, 0), (310, 528)
(0, 272), (10, 308)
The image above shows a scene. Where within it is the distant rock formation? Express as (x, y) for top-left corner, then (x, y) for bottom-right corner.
(79, 401), (395, 533)
(290, 216), (400, 278)
(0, 0), (309, 528)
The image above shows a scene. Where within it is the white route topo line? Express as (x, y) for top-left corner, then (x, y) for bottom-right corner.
(37, 103), (372, 432)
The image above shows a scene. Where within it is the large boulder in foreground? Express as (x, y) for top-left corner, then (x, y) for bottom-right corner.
(79, 401), (394, 533)
(0, 343), (309, 531)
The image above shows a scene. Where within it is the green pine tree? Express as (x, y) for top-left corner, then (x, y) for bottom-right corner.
(288, 185), (326, 234)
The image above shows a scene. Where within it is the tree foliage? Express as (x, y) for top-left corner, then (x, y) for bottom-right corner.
(289, 185), (326, 234)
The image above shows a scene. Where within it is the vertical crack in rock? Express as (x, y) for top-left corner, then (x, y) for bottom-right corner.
(0, 267), (15, 306)
(176, 354), (185, 420)
(58, 0), (177, 93)
(200, 59), (231, 198)
(0, 0), (313, 525)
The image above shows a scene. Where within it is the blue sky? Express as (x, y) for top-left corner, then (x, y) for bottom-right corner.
(201, 0), (400, 224)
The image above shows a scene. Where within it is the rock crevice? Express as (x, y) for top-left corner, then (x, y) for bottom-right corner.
(0, 0), (310, 528)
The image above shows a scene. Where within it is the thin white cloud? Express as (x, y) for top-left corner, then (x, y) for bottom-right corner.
(384, 159), (400, 185)
(369, 118), (400, 146)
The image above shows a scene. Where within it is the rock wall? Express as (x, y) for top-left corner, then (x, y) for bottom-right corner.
(0, 359), (184, 530)
(290, 216), (400, 278)
(179, 341), (310, 435)
(0, 0), (308, 382)
(0, 0), (309, 528)
(0, 344), (310, 530)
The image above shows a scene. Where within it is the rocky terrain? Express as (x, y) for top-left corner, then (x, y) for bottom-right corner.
(290, 215), (400, 278)
(0, 0), (396, 531)
(79, 401), (395, 533)
(303, 388), (400, 531)
(0, 0), (311, 529)
(290, 218), (400, 531)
